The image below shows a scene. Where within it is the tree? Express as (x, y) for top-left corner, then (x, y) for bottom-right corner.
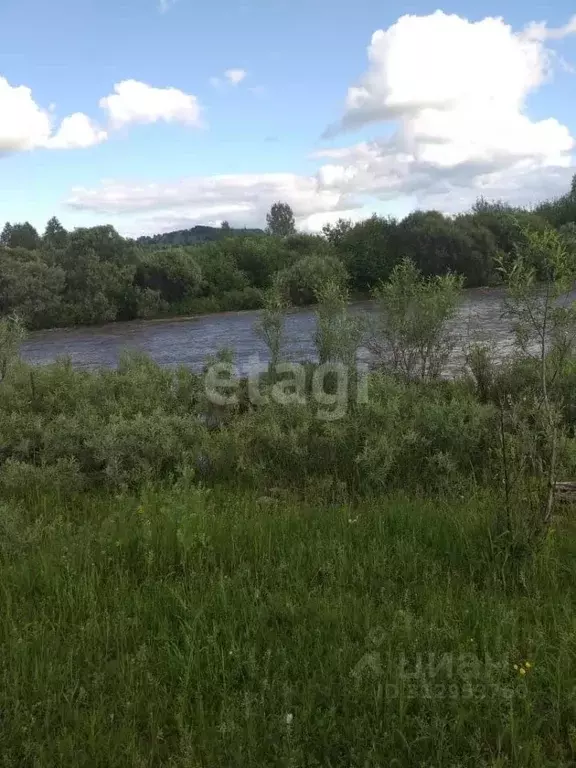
(43, 216), (68, 249)
(322, 218), (353, 247)
(0, 223), (13, 247)
(275, 254), (348, 306)
(221, 220), (231, 231)
(55, 226), (138, 324)
(284, 233), (330, 256)
(470, 199), (547, 259)
(266, 201), (296, 238)
(331, 215), (399, 292)
(223, 236), (288, 289)
(0, 251), (65, 328)
(135, 248), (202, 305)
(0, 222), (40, 250)
(193, 243), (250, 297)
(534, 177), (576, 229)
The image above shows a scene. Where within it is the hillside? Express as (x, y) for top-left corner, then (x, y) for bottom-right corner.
(136, 224), (265, 247)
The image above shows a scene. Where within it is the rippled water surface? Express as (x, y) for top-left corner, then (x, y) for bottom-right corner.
(21, 288), (515, 373)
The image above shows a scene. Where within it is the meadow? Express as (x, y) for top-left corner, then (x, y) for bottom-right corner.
(1, 486), (575, 767)
(1, 235), (576, 765)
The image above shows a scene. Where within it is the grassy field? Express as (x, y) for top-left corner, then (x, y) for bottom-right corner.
(1, 485), (575, 767)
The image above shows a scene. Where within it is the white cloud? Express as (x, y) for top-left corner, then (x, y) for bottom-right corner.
(46, 113), (107, 149)
(0, 76), (105, 153)
(317, 11), (576, 209)
(224, 69), (247, 85)
(67, 12), (576, 232)
(99, 80), (202, 129)
(313, 137), (575, 211)
(1, 74), (204, 157)
(330, 11), (574, 142)
(525, 14), (576, 41)
(67, 172), (358, 234)
(0, 76), (53, 152)
(67, 151), (576, 237)
(210, 70), (248, 88)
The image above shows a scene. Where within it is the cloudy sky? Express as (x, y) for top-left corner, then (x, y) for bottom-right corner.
(1, 0), (575, 236)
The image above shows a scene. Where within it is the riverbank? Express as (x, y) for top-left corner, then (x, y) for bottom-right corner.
(3, 256), (576, 765)
(1, 485), (575, 767)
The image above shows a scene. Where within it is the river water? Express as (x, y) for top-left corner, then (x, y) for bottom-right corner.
(20, 287), (515, 374)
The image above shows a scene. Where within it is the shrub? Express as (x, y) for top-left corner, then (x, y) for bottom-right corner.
(369, 258), (464, 380)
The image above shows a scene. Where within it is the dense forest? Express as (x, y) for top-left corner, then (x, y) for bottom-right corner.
(1, 180), (576, 330)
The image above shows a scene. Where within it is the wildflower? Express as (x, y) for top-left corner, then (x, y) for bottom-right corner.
(285, 713), (293, 725)
(519, 667), (526, 676)
(348, 517), (359, 524)
(525, 661), (532, 669)
(513, 664), (519, 670)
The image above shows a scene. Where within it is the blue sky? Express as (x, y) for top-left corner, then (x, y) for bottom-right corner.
(1, 0), (575, 235)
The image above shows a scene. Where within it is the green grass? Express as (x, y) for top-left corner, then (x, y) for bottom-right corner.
(1, 486), (575, 766)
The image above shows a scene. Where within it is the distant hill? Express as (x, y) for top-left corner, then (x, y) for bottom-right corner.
(136, 225), (265, 247)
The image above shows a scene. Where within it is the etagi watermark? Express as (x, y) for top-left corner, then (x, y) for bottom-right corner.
(204, 354), (370, 421)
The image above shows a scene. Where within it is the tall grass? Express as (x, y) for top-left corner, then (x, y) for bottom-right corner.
(1, 486), (575, 766)
(2, 257), (576, 766)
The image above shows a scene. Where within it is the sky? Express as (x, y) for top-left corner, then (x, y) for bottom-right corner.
(1, 0), (576, 237)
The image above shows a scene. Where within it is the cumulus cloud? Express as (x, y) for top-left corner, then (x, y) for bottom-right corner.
(0, 76), (53, 153)
(99, 80), (202, 129)
(316, 11), (576, 211)
(329, 11), (575, 145)
(0, 76), (106, 154)
(1, 75), (204, 156)
(46, 113), (107, 149)
(67, 11), (576, 231)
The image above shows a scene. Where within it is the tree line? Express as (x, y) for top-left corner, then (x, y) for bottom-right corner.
(1, 182), (575, 330)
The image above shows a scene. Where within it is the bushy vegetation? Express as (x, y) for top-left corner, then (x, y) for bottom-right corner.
(1, 192), (576, 765)
(0, 234), (575, 509)
(2, 177), (576, 330)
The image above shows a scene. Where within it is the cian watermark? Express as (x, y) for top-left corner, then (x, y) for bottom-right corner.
(351, 641), (523, 701)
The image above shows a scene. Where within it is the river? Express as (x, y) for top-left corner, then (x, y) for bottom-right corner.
(20, 287), (514, 374)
